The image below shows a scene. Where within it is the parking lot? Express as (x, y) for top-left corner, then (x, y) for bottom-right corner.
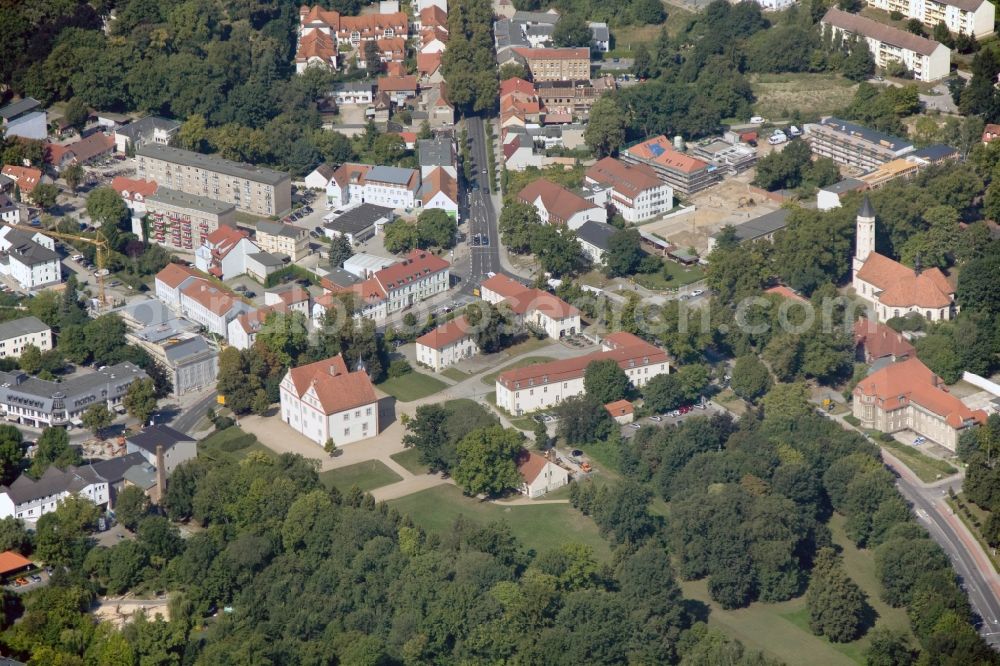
(620, 401), (722, 439)
(5, 568), (49, 593)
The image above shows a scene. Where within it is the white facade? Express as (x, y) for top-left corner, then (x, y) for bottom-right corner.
(583, 177), (674, 223)
(748, 0), (796, 10)
(497, 374), (584, 414)
(519, 455), (569, 498)
(279, 373), (378, 447)
(0, 470), (108, 524)
(416, 335), (478, 372)
(866, 0), (994, 37)
(0, 227), (62, 290)
(125, 440), (196, 478)
(361, 178), (418, 209)
(0, 318), (52, 359)
(422, 188), (459, 218)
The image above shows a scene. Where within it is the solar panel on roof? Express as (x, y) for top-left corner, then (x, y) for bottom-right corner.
(648, 143), (664, 157)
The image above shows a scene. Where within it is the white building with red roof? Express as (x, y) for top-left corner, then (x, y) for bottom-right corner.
(496, 331), (670, 414)
(480, 274), (580, 340)
(154, 263), (203, 306)
(419, 167), (459, 220)
(178, 279), (252, 338)
(852, 196), (956, 322)
(194, 225), (262, 280)
(516, 179), (606, 230)
(279, 353), (379, 446)
(584, 157), (673, 223)
(415, 315), (479, 371)
(295, 5), (409, 74)
(315, 249), (450, 322)
(517, 450), (569, 498)
(853, 357), (986, 451)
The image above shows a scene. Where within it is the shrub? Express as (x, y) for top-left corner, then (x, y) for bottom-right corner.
(388, 358), (412, 378)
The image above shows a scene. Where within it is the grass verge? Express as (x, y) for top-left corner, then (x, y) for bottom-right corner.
(879, 439), (957, 484)
(319, 460), (403, 493)
(389, 484), (612, 560)
(390, 448), (429, 475)
(946, 494), (1000, 575)
(377, 370), (448, 402)
(441, 367), (469, 382)
(480, 356), (555, 386)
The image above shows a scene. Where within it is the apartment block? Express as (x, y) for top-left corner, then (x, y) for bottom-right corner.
(135, 144), (292, 217)
(866, 0), (994, 37)
(255, 220), (310, 261)
(584, 157), (673, 223)
(621, 136), (720, 197)
(0, 317), (51, 359)
(804, 116), (915, 171)
(510, 47), (591, 81)
(821, 8), (951, 82)
(145, 187), (237, 253)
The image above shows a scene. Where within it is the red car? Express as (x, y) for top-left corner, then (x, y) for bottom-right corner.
(679, 406), (692, 414)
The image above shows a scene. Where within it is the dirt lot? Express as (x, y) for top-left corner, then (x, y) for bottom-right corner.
(640, 171), (781, 254)
(751, 73), (859, 121)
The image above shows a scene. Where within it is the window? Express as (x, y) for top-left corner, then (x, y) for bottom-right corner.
(344, 428), (350, 436)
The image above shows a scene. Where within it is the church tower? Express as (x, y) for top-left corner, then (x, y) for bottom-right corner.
(853, 194), (876, 275)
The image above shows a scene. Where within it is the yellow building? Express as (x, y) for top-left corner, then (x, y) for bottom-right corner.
(255, 220), (310, 261)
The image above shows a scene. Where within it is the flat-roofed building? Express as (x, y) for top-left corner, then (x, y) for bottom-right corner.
(622, 136), (720, 197)
(136, 144), (292, 217)
(804, 116), (915, 171)
(866, 0), (993, 38)
(145, 187), (237, 253)
(821, 8), (951, 82)
(0, 317), (51, 359)
(323, 204), (395, 245)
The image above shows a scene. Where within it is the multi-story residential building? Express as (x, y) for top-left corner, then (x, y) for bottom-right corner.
(535, 77), (616, 120)
(193, 225), (259, 280)
(0, 226), (61, 290)
(297, 5), (408, 51)
(621, 136), (720, 197)
(125, 425), (197, 478)
(415, 316), (479, 371)
(279, 354), (379, 446)
(510, 47), (591, 81)
(517, 179), (607, 230)
(866, 0), (994, 37)
(264, 284), (311, 317)
(144, 187), (237, 253)
(135, 144), (292, 217)
(853, 357), (986, 451)
(0, 362), (147, 429)
(0, 166), (41, 196)
(419, 168), (459, 220)
(480, 274), (580, 339)
(584, 157), (674, 223)
(821, 8), (951, 82)
(852, 196), (956, 322)
(154, 263), (203, 307)
(315, 249), (450, 321)
(0, 317), (51, 359)
(255, 220), (310, 261)
(418, 137), (457, 179)
(0, 464), (109, 523)
(324, 163), (420, 210)
(113, 116), (181, 154)
(804, 116), (915, 171)
(326, 163), (371, 209)
(331, 81), (375, 106)
(495, 331), (670, 414)
(178, 279), (251, 338)
(112, 177), (159, 233)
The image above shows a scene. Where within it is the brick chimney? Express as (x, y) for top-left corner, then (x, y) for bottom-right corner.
(154, 444), (167, 504)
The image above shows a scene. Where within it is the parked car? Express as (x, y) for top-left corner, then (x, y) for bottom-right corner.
(649, 415), (662, 422)
(690, 289), (704, 297)
(571, 449), (583, 458)
(628, 423), (641, 430)
(29, 575), (41, 583)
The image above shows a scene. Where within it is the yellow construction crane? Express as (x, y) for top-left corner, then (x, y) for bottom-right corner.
(8, 223), (110, 309)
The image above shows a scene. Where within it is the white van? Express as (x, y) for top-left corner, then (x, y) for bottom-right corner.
(767, 133), (787, 146)
(789, 125), (802, 137)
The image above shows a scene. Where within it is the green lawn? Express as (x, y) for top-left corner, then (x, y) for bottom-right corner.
(632, 260), (706, 290)
(480, 356), (555, 386)
(714, 388), (749, 416)
(750, 73), (859, 120)
(390, 448), (429, 475)
(198, 427), (275, 463)
(389, 484), (612, 560)
(320, 460), (403, 493)
(502, 335), (553, 357)
(441, 367), (469, 382)
(679, 513), (911, 665)
(879, 439), (958, 484)
(377, 370), (448, 402)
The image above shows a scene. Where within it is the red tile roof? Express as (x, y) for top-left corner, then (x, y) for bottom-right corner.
(497, 332), (667, 389)
(0, 550), (32, 575)
(375, 249), (449, 292)
(517, 449), (549, 484)
(296, 30), (337, 62)
(764, 285), (808, 303)
(0, 165), (41, 193)
(155, 263), (202, 289)
(626, 136), (710, 175)
(480, 275), (580, 320)
(500, 77), (537, 97)
(856, 253), (954, 308)
(378, 75), (418, 93)
(111, 176), (158, 201)
(421, 167), (457, 205)
(512, 47), (590, 60)
(416, 315), (474, 349)
(286, 353), (377, 415)
(417, 52), (443, 75)
(332, 163), (371, 188)
(983, 124), (1000, 143)
(181, 279), (241, 316)
(853, 317), (915, 361)
(420, 5), (448, 28)
(604, 399), (633, 417)
(233, 306), (274, 336)
(585, 157), (664, 199)
(517, 178), (599, 225)
(854, 357), (986, 428)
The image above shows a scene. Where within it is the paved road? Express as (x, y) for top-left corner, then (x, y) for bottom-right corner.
(885, 450), (1000, 646)
(464, 116), (516, 293)
(169, 390), (219, 436)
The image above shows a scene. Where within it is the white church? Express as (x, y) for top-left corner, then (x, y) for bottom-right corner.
(852, 195), (956, 323)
